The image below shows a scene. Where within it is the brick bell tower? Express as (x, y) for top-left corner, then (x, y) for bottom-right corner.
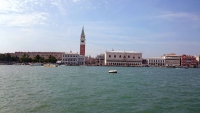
(80, 26), (86, 56)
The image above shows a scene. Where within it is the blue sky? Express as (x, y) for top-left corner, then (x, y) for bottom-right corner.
(0, 0), (200, 58)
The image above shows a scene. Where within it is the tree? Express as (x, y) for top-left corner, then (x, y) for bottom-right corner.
(5, 53), (11, 61)
(32, 55), (40, 62)
(20, 54), (27, 62)
(11, 56), (19, 62)
(35, 55), (40, 62)
(46, 55), (57, 63)
(0, 54), (19, 62)
(32, 58), (37, 62)
(0, 54), (5, 61)
(20, 54), (32, 62)
(39, 56), (45, 63)
(32, 55), (45, 63)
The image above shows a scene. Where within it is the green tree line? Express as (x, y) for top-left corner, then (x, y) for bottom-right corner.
(0, 53), (57, 63)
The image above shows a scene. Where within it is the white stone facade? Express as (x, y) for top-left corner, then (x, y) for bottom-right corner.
(62, 52), (85, 65)
(105, 51), (142, 66)
(147, 58), (165, 66)
(195, 55), (200, 66)
(162, 53), (180, 66)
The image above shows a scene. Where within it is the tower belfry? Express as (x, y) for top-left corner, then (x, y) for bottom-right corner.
(80, 26), (86, 56)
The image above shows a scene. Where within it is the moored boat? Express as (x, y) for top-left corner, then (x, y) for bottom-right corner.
(166, 66), (175, 68)
(183, 66), (189, 69)
(108, 70), (117, 73)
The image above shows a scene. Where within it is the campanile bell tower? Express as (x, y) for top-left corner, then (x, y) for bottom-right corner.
(80, 26), (86, 56)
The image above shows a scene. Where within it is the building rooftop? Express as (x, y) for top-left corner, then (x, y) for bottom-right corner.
(106, 51), (141, 53)
(147, 57), (164, 59)
(64, 51), (79, 54)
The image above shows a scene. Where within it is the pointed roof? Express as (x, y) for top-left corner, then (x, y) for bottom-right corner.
(81, 26), (85, 35)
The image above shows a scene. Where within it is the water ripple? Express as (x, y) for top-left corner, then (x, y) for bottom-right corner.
(0, 66), (200, 113)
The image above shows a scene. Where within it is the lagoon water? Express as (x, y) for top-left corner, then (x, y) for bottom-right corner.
(0, 65), (200, 113)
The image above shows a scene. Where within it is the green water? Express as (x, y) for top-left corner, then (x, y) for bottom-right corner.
(0, 65), (200, 113)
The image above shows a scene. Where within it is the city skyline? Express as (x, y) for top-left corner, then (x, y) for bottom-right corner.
(0, 0), (200, 58)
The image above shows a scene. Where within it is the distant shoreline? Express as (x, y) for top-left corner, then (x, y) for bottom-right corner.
(0, 63), (199, 68)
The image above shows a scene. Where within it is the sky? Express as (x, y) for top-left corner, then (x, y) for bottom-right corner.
(0, 0), (200, 58)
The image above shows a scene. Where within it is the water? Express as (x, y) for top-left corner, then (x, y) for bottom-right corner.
(0, 65), (200, 113)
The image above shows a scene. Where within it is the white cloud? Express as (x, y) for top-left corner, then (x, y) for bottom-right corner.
(0, 0), (48, 27)
(51, 0), (67, 15)
(0, 12), (48, 26)
(157, 11), (200, 22)
(72, 0), (80, 3)
(0, 0), (22, 12)
(0, 0), (46, 13)
(32, 0), (45, 6)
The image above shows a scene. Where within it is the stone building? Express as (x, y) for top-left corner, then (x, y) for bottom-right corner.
(61, 51), (85, 65)
(162, 53), (180, 66)
(95, 54), (105, 66)
(196, 55), (200, 67)
(142, 59), (148, 65)
(181, 54), (197, 67)
(147, 57), (165, 67)
(105, 51), (142, 66)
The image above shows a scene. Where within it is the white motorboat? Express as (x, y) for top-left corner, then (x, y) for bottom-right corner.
(108, 70), (117, 73)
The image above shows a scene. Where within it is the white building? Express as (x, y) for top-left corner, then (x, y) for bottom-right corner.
(195, 55), (200, 66)
(105, 51), (142, 66)
(62, 51), (85, 65)
(162, 53), (180, 66)
(147, 57), (165, 66)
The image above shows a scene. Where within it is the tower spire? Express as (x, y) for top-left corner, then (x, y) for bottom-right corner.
(81, 26), (85, 35)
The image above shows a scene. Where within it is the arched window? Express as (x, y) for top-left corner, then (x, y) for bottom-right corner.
(119, 55), (121, 58)
(114, 55), (116, 58)
(128, 55), (130, 58)
(109, 55), (111, 58)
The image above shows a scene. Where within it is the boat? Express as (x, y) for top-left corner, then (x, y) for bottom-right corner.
(30, 63), (42, 66)
(108, 70), (117, 73)
(43, 64), (58, 68)
(166, 66), (175, 68)
(183, 66), (189, 69)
